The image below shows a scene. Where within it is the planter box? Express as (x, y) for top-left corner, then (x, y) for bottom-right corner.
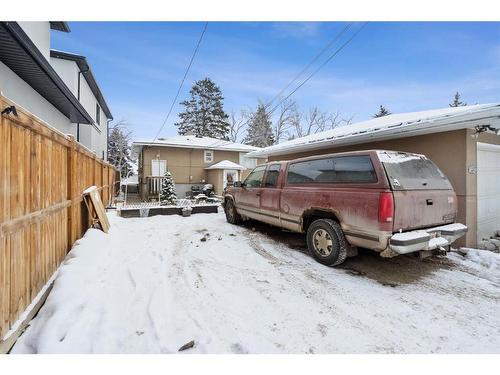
(118, 205), (218, 218)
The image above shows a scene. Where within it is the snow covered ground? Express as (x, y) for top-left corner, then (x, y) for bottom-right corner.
(11, 211), (500, 354)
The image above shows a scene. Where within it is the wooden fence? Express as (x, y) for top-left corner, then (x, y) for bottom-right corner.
(0, 94), (116, 339)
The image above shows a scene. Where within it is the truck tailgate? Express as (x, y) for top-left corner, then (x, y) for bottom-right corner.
(378, 151), (458, 232)
(392, 190), (457, 232)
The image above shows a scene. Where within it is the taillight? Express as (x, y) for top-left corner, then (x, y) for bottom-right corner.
(378, 192), (394, 223)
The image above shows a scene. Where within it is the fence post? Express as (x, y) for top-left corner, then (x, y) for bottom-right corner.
(101, 163), (105, 205)
(66, 135), (76, 251)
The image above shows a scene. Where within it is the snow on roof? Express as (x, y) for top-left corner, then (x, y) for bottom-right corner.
(205, 160), (246, 170)
(247, 103), (500, 158)
(132, 135), (259, 153)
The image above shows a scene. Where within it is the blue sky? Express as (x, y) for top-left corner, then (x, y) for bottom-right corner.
(51, 22), (500, 140)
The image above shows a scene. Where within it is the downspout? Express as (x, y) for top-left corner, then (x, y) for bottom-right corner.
(189, 149), (193, 184)
(106, 118), (112, 161)
(141, 146), (148, 200)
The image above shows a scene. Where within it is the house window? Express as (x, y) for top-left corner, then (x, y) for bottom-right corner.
(204, 150), (214, 163)
(151, 159), (167, 176)
(96, 103), (101, 125)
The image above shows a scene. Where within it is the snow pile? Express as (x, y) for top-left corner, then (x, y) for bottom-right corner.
(121, 175), (138, 185)
(452, 248), (500, 284)
(1, 269), (59, 343)
(81, 185), (97, 195)
(377, 151), (424, 164)
(11, 212), (500, 354)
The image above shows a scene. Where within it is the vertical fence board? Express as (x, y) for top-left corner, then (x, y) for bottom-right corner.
(0, 95), (116, 340)
(0, 112), (10, 222)
(0, 236), (10, 338)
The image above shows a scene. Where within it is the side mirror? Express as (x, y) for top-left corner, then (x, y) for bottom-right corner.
(233, 181), (242, 188)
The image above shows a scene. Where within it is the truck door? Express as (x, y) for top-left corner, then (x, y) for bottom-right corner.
(237, 165), (266, 219)
(259, 164), (282, 226)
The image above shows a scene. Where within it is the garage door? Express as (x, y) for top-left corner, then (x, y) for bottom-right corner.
(477, 142), (500, 242)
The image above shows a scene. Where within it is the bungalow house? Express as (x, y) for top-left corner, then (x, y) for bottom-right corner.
(246, 104), (500, 248)
(132, 135), (266, 199)
(0, 22), (112, 159)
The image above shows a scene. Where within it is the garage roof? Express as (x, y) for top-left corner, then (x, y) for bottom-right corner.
(247, 103), (500, 158)
(0, 22), (94, 124)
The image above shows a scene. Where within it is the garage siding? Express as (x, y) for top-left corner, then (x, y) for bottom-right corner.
(466, 131), (500, 244)
(476, 143), (500, 241)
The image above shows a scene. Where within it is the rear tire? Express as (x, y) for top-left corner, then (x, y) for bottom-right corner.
(224, 199), (242, 225)
(306, 219), (348, 266)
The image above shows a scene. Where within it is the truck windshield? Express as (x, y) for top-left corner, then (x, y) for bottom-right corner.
(379, 152), (452, 190)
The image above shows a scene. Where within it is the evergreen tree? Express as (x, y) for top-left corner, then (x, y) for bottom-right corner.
(160, 171), (177, 205)
(175, 78), (230, 139)
(449, 92), (466, 107)
(244, 104), (275, 147)
(107, 121), (134, 178)
(374, 105), (391, 118)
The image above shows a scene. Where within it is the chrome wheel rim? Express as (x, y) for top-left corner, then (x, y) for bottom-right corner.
(313, 229), (333, 256)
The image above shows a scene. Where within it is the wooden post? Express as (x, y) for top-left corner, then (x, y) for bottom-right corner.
(66, 135), (76, 251)
(101, 163), (105, 205)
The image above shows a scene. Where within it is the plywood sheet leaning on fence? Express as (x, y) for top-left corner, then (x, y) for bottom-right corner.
(82, 186), (110, 233)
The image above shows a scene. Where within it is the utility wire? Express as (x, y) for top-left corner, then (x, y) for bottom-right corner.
(153, 22), (208, 142)
(268, 22), (367, 117)
(264, 23), (352, 110)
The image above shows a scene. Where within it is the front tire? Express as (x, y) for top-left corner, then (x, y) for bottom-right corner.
(224, 199), (242, 224)
(306, 219), (347, 266)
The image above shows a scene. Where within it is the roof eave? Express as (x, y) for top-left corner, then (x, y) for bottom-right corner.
(0, 22), (94, 125)
(131, 141), (256, 153)
(50, 49), (113, 120)
(247, 108), (500, 158)
(49, 22), (71, 33)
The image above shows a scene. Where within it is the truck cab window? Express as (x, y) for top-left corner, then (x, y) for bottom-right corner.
(244, 166), (266, 188)
(263, 164), (280, 187)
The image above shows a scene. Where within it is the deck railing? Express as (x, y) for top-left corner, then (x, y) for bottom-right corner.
(146, 176), (164, 197)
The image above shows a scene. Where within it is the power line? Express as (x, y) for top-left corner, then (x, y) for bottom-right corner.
(152, 22), (208, 142)
(264, 23), (353, 110)
(268, 22), (367, 117)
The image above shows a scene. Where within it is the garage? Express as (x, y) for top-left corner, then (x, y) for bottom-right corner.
(477, 142), (500, 242)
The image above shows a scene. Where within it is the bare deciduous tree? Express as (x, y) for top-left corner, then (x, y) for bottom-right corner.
(228, 110), (249, 142)
(273, 99), (297, 143)
(291, 107), (353, 138)
(320, 111), (353, 132)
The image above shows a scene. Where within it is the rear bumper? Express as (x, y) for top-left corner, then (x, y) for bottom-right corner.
(389, 223), (468, 254)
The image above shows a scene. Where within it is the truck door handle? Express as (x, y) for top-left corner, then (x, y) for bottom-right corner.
(256, 192), (261, 196)
(426, 199), (433, 205)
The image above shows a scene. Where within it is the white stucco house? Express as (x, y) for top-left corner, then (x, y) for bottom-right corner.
(0, 21), (112, 160)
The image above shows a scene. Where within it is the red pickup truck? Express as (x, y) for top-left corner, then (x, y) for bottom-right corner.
(223, 150), (467, 266)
